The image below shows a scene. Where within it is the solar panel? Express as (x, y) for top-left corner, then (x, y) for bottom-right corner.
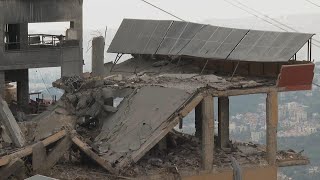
(107, 19), (314, 62)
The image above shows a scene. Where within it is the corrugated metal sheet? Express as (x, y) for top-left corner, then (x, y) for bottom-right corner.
(108, 19), (314, 62)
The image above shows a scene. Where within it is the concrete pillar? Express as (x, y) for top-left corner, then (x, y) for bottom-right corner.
(266, 91), (278, 165)
(195, 103), (202, 139)
(92, 36), (105, 76)
(17, 69), (29, 111)
(61, 13), (83, 77)
(201, 96), (214, 171)
(218, 97), (230, 149)
(0, 24), (4, 48)
(75, 8), (83, 75)
(19, 23), (28, 50)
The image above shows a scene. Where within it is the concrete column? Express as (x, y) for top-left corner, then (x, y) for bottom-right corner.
(75, 10), (83, 75)
(201, 96), (214, 171)
(61, 13), (83, 77)
(92, 36), (105, 76)
(218, 97), (230, 149)
(195, 103), (202, 139)
(266, 91), (278, 165)
(0, 24), (4, 48)
(0, 71), (5, 98)
(17, 69), (29, 111)
(19, 23), (28, 50)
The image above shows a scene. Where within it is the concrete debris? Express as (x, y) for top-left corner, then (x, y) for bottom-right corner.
(16, 111), (27, 122)
(33, 101), (76, 141)
(0, 125), (12, 145)
(152, 60), (169, 67)
(0, 158), (26, 179)
(94, 86), (192, 170)
(104, 74), (123, 81)
(277, 149), (306, 162)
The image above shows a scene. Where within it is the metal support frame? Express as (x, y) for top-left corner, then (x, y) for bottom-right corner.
(310, 38), (312, 61)
(291, 53), (297, 61)
(307, 40), (310, 61)
(110, 53), (123, 72)
(307, 38), (312, 61)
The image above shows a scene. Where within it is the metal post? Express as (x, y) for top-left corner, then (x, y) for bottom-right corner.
(307, 40), (310, 61)
(310, 38), (312, 61)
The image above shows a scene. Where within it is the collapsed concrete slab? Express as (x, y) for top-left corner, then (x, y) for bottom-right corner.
(33, 101), (77, 141)
(94, 86), (199, 170)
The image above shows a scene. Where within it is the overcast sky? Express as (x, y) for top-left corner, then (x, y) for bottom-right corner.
(83, 0), (320, 29)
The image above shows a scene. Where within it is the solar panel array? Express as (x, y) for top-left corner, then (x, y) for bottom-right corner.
(108, 19), (314, 62)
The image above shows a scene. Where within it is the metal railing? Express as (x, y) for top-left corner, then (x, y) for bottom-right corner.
(28, 34), (65, 46)
(4, 34), (79, 51)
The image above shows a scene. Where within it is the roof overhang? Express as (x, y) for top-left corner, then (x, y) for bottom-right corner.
(108, 18), (314, 63)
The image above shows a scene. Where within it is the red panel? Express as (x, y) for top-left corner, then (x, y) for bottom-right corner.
(277, 63), (315, 91)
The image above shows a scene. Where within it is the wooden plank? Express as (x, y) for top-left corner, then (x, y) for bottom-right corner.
(201, 95), (214, 170)
(266, 91), (278, 165)
(0, 96), (25, 147)
(0, 130), (66, 167)
(131, 94), (204, 163)
(71, 135), (118, 174)
(218, 97), (230, 149)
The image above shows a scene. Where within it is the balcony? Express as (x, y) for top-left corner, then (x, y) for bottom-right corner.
(0, 34), (81, 70)
(4, 34), (79, 51)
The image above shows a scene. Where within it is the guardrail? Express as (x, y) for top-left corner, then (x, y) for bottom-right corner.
(4, 34), (79, 51)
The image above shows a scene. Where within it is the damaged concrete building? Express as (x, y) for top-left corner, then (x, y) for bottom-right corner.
(0, 4), (316, 180)
(0, 0), (83, 111)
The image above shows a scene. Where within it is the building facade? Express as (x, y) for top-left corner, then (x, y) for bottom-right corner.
(0, 0), (83, 109)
